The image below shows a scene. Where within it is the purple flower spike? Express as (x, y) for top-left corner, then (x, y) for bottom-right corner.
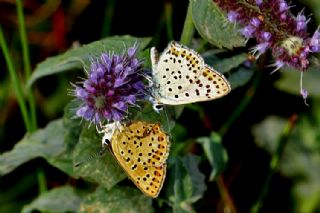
(212, 0), (320, 104)
(214, 0), (320, 72)
(72, 45), (145, 124)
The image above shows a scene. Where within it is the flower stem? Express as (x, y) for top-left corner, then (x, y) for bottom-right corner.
(250, 114), (298, 213)
(0, 25), (31, 132)
(37, 168), (48, 194)
(16, 0), (37, 131)
(180, 2), (194, 46)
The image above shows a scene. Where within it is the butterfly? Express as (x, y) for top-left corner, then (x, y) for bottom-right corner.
(101, 121), (170, 198)
(150, 41), (231, 111)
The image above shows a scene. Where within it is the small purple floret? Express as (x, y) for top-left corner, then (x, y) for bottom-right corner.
(300, 88), (309, 106)
(250, 18), (261, 28)
(241, 25), (255, 38)
(279, 1), (289, 12)
(296, 14), (309, 31)
(261, 31), (272, 42)
(227, 11), (239, 23)
(256, 0), (263, 6)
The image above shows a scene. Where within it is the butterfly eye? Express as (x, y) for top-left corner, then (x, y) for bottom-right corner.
(104, 138), (110, 144)
(152, 103), (163, 113)
(155, 105), (163, 110)
(102, 137), (111, 147)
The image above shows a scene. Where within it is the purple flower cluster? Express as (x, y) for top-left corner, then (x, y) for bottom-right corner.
(215, 0), (320, 71)
(214, 0), (320, 103)
(72, 45), (145, 124)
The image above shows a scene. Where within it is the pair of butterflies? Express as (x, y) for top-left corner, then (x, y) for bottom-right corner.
(101, 42), (231, 198)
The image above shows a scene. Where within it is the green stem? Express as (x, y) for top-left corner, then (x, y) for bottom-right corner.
(16, 0), (37, 131)
(164, 1), (173, 41)
(0, 25), (31, 132)
(250, 114), (298, 213)
(180, 2), (194, 45)
(219, 71), (261, 136)
(37, 168), (48, 194)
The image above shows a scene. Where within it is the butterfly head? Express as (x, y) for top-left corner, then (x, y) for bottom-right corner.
(101, 121), (120, 147)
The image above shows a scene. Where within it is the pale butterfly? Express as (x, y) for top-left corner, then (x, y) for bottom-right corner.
(150, 41), (231, 111)
(101, 120), (170, 198)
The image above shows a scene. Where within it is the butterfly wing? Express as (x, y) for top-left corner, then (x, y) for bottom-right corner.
(157, 65), (231, 105)
(151, 41), (231, 105)
(110, 121), (169, 198)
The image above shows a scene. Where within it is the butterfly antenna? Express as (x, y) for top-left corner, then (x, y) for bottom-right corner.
(74, 145), (108, 167)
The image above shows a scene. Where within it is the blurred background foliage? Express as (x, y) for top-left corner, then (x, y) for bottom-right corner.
(0, 0), (320, 212)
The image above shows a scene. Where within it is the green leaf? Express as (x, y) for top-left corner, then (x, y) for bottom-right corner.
(27, 36), (151, 87)
(275, 66), (320, 97)
(166, 155), (206, 213)
(63, 100), (83, 150)
(79, 186), (154, 213)
(167, 124), (190, 158)
(171, 123), (188, 144)
(228, 67), (254, 89)
(181, 155), (207, 201)
(0, 119), (65, 175)
(197, 132), (228, 181)
(0, 172), (38, 212)
(22, 186), (84, 213)
(210, 53), (248, 74)
(190, 0), (246, 49)
(73, 125), (126, 190)
(0, 101), (87, 177)
(133, 103), (178, 133)
(41, 101), (83, 176)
